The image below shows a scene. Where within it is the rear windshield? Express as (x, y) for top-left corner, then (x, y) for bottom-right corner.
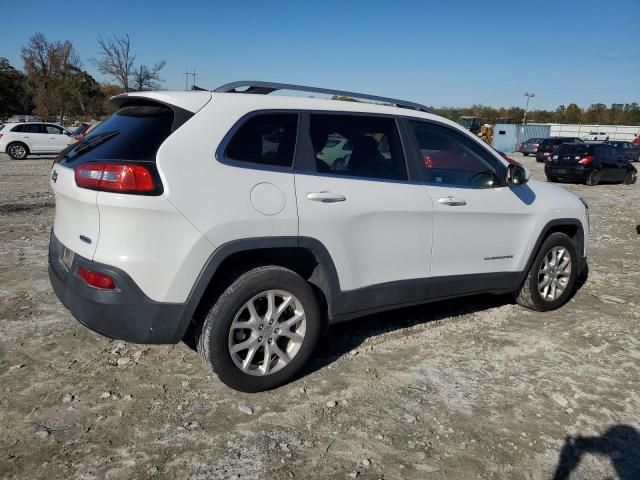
(58, 105), (173, 166)
(556, 144), (592, 156)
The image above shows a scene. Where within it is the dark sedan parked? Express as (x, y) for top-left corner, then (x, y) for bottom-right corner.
(545, 142), (637, 186)
(518, 137), (543, 156)
(604, 141), (640, 162)
(536, 137), (583, 162)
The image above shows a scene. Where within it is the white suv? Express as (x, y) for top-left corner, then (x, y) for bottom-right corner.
(0, 122), (73, 159)
(48, 82), (589, 392)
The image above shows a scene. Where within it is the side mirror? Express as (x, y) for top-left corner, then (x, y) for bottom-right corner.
(507, 163), (529, 185)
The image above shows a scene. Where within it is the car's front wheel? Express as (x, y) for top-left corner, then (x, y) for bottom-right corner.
(197, 266), (321, 392)
(515, 232), (578, 311)
(7, 142), (29, 160)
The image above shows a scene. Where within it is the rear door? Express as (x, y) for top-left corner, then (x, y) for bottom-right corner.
(295, 113), (434, 302)
(22, 124), (48, 152)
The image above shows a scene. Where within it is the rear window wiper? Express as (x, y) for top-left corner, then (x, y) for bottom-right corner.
(63, 131), (120, 159)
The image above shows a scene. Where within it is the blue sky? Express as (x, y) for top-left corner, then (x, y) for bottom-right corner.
(1, 0), (638, 109)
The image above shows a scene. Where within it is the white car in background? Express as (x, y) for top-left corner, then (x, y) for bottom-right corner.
(0, 122), (74, 159)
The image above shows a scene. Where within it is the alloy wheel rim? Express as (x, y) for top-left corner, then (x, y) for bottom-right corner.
(11, 145), (26, 158)
(228, 290), (306, 376)
(537, 246), (572, 301)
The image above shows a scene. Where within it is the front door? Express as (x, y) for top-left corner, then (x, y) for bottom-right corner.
(406, 119), (534, 284)
(295, 113), (434, 311)
(45, 124), (72, 153)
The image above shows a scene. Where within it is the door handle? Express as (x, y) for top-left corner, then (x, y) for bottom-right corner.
(306, 191), (346, 203)
(438, 196), (467, 206)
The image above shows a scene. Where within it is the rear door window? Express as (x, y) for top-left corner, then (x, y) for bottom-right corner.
(58, 104), (174, 166)
(309, 114), (407, 181)
(225, 113), (298, 168)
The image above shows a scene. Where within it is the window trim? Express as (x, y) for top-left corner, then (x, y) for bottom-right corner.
(215, 110), (300, 172)
(403, 118), (509, 189)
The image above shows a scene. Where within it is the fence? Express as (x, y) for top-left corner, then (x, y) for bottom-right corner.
(491, 123), (640, 152)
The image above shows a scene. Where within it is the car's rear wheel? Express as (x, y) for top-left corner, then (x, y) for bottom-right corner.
(586, 169), (601, 186)
(7, 142), (29, 160)
(546, 175), (557, 183)
(623, 170), (637, 185)
(197, 266), (321, 392)
(523, 153), (529, 157)
(515, 232), (578, 312)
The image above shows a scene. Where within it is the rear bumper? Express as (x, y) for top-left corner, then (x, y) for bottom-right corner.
(48, 231), (191, 344)
(545, 164), (591, 180)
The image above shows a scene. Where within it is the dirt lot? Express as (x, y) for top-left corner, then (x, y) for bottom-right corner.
(0, 152), (638, 480)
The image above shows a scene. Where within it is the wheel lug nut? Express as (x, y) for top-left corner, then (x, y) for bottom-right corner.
(268, 338), (273, 344)
(274, 328), (280, 334)
(259, 324), (263, 330)
(258, 336), (263, 342)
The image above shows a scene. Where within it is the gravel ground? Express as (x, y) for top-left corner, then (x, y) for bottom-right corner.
(0, 152), (638, 480)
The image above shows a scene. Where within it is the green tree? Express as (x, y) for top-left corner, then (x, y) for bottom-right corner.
(0, 57), (32, 120)
(584, 103), (607, 124)
(564, 103), (582, 123)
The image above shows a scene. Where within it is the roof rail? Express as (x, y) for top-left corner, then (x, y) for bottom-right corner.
(214, 81), (431, 113)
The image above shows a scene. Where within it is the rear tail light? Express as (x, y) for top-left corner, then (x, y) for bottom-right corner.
(77, 267), (116, 289)
(0, 134), (3, 139)
(75, 163), (155, 193)
(579, 155), (594, 165)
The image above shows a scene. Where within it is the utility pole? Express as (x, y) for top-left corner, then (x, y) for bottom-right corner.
(184, 68), (198, 90)
(523, 92), (535, 125)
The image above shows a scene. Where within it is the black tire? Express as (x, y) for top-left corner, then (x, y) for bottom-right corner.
(197, 266), (321, 392)
(546, 175), (557, 183)
(523, 153), (529, 157)
(586, 169), (601, 186)
(514, 232), (578, 312)
(7, 142), (29, 160)
(623, 170), (637, 185)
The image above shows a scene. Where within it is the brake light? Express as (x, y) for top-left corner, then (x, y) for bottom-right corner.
(548, 155), (558, 162)
(579, 155), (594, 165)
(77, 267), (116, 289)
(75, 163), (155, 193)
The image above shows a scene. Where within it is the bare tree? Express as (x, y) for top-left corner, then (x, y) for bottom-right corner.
(94, 34), (135, 92)
(131, 61), (166, 91)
